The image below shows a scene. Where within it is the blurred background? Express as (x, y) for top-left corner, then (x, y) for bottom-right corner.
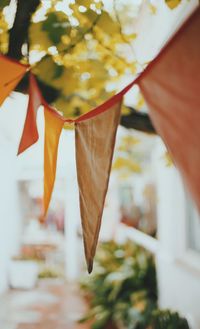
(0, 1), (200, 329)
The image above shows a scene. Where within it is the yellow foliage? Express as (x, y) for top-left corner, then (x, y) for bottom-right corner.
(96, 11), (120, 36)
(0, 11), (8, 54)
(33, 56), (79, 95)
(29, 22), (51, 52)
(121, 105), (131, 115)
(61, 41), (88, 67)
(33, 54), (114, 117)
(117, 135), (140, 151)
(124, 33), (137, 41)
(163, 151), (174, 167)
(149, 4), (157, 15)
(165, 0), (182, 9)
(113, 157), (141, 173)
(59, 73), (79, 94)
(135, 92), (145, 110)
(33, 56), (58, 85)
(76, 0), (94, 7)
(54, 95), (91, 119)
(62, 53), (78, 68)
(61, 35), (71, 46)
(28, 1), (138, 119)
(69, 3), (99, 29)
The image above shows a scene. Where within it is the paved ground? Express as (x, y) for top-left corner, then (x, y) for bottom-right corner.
(0, 279), (91, 329)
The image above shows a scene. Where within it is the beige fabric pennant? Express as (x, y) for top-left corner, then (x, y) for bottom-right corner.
(138, 7), (200, 211)
(75, 100), (122, 273)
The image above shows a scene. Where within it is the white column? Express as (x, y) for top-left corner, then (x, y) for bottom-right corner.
(62, 131), (82, 281)
(153, 139), (200, 329)
(0, 141), (22, 293)
(64, 174), (81, 281)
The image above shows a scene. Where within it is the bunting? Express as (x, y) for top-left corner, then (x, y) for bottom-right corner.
(0, 54), (29, 107)
(137, 7), (200, 211)
(75, 99), (122, 272)
(43, 106), (64, 219)
(0, 6), (199, 271)
(18, 73), (43, 155)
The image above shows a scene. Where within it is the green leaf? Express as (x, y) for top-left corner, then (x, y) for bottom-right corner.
(53, 65), (64, 79)
(42, 12), (71, 44)
(91, 311), (111, 329)
(0, 0), (10, 10)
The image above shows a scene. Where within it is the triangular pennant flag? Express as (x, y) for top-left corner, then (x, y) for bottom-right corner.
(43, 107), (64, 219)
(18, 73), (43, 155)
(0, 54), (29, 107)
(137, 8), (200, 210)
(75, 99), (122, 272)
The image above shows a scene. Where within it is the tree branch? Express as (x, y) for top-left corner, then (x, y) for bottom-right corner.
(7, 0), (40, 60)
(120, 107), (156, 134)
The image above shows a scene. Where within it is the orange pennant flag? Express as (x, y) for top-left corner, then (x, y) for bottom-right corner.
(0, 54), (29, 107)
(18, 73), (43, 155)
(137, 8), (200, 210)
(75, 99), (122, 272)
(43, 107), (64, 218)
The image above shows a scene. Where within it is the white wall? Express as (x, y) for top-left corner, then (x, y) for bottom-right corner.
(0, 141), (23, 293)
(0, 94), (29, 292)
(154, 140), (200, 329)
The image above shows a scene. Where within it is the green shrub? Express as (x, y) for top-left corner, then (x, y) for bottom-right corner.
(79, 240), (190, 329)
(79, 240), (157, 329)
(149, 309), (190, 329)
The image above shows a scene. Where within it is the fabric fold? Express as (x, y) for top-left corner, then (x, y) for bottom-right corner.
(18, 73), (43, 155)
(43, 107), (64, 219)
(0, 54), (29, 107)
(137, 7), (200, 210)
(75, 99), (122, 273)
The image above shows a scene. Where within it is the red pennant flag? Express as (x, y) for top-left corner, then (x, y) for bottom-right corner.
(18, 73), (43, 155)
(0, 55), (29, 106)
(75, 99), (122, 272)
(43, 107), (64, 219)
(137, 8), (200, 210)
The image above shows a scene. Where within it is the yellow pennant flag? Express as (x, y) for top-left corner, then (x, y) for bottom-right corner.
(75, 99), (122, 272)
(0, 55), (29, 106)
(43, 107), (64, 218)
